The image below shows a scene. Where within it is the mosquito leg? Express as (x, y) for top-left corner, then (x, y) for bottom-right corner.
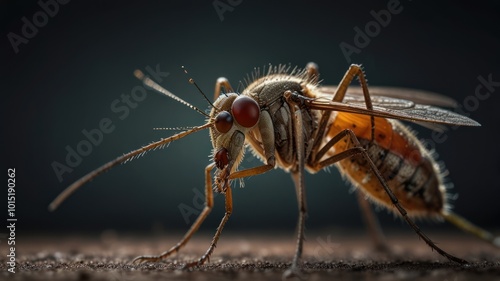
(300, 65), (384, 251)
(184, 185), (233, 268)
(214, 77), (234, 100)
(443, 211), (500, 247)
(282, 171), (308, 278)
(313, 129), (468, 264)
(356, 191), (389, 251)
(305, 62), (320, 84)
(228, 164), (274, 179)
(283, 98), (308, 278)
(310, 64), (375, 160)
(132, 163), (216, 264)
(228, 110), (276, 180)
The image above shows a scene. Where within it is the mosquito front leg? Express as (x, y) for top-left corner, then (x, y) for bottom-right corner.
(305, 62), (320, 84)
(228, 110), (276, 180)
(214, 77), (234, 100)
(313, 129), (468, 264)
(132, 163), (216, 264)
(184, 185), (233, 268)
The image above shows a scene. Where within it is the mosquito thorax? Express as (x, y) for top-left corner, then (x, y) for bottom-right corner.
(246, 79), (303, 97)
(242, 74), (317, 105)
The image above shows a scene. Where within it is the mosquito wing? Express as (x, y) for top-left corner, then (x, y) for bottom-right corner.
(318, 86), (458, 107)
(307, 94), (480, 127)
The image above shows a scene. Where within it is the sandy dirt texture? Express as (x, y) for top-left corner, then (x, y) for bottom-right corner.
(1, 231), (499, 281)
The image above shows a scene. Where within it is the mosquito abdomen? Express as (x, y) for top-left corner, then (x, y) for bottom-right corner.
(328, 112), (447, 217)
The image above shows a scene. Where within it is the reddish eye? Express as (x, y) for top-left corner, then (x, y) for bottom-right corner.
(214, 148), (229, 169)
(215, 111), (233, 133)
(231, 96), (260, 128)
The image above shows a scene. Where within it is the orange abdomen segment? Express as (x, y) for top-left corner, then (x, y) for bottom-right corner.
(327, 112), (445, 216)
(329, 113), (422, 165)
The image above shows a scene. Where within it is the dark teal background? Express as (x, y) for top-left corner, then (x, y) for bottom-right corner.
(2, 1), (499, 236)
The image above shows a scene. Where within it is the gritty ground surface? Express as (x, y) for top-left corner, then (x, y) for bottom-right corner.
(2, 230), (499, 281)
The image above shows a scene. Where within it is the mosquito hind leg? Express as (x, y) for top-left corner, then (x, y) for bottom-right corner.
(132, 163), (216, 264)
(312, 129), (468, 264)
(356, 191), (389, 251)
(443, 211), (500, 247)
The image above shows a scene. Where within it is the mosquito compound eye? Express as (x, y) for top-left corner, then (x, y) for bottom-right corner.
(214, 148), (229, 169)
(231, 96), (260, 128)
(214, 111), (233, 133)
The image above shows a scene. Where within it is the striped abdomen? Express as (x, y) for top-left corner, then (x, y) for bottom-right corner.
(327, 112), (447, 217)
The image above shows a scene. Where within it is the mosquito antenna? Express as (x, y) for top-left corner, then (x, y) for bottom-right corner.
(48, 122), (213, 211)
(153, 126), (197, 131)
(134, 70), (210, 117)
(181, 66), (221, 111)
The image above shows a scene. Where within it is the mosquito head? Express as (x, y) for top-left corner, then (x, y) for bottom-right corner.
(209, 93), (260, 172)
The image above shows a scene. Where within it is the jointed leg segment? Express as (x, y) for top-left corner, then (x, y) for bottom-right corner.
(132, 163), (216, 264)
(313, 128), (468, 264)
(283, 98), (309, 277)
(310, 64), (375, 162)
(356, 191), (388, 251)
(214, 77), (234, 100)
(304, 63), (468, 263)
(133, 163), (235, 268)
(184, 185), (233, 267)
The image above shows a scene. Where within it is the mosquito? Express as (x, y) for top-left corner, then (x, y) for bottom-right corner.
(49, 62), (498, 277)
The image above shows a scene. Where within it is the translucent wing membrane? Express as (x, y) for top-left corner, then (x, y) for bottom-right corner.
(307, 98), (480, 126)
(319, 86), (458, 107)
(341, 94), (416, 110)
(315, 86), (472, 130)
